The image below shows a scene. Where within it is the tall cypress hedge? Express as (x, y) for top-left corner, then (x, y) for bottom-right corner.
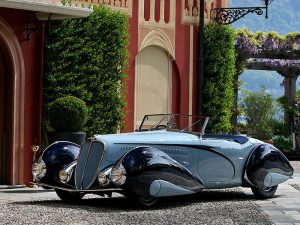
(203, 23), (235, 133)
(43, 5), (129, 136)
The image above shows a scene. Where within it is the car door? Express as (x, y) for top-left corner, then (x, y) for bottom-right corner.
(196, 140), (237, 187)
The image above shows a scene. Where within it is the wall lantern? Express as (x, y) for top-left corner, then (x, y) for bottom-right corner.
(24, 13), (39, 43)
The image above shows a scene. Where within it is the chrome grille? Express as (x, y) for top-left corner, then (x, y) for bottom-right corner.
(75, 140), (105, 190)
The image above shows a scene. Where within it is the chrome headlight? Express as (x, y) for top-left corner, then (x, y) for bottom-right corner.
(59, 162), (76, 183)
(32, 160), (46, 179)
(59, 170), (69, 183)
(110, 164), (126, 185)
(98, 172), (109, 186)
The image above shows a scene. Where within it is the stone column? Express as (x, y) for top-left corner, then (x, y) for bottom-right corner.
(284, 76), (297, 133)
(159, 0), (165, 24)
(150, 0), (155, 22)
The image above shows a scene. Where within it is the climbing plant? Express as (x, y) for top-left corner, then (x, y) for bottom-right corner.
(233, 29), (300, 135)
(204, 23), (235, 133)
(234, 30), (300, 72)
(43, 5), (129, 136)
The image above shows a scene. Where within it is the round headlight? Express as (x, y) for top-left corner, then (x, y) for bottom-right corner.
(32, 160), (46, 179)
(98, 172), (109, 186)
(110, 164), (126, 185)
(59, 170), (69, 183)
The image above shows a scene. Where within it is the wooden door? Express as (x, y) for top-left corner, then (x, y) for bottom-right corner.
(0, 47), (8, 184)
(0, 48), (4, 183)
(135, 46), (172, 129)
(0, 48), (5, 184)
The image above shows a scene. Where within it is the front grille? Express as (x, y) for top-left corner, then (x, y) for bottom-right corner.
(75, 140), (105, 190)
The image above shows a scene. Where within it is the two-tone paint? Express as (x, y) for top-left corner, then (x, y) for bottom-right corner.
(36, 130), (294, 200)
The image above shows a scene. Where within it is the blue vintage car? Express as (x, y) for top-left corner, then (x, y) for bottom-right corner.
(32, 114), (294, 206)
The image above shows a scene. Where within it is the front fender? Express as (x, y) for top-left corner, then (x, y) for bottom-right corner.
(39, 141), (80, 185)
(117, 146), (204, 198)
(244, 144), (294, 188)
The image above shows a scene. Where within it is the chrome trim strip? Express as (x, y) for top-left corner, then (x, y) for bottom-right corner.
(31, 182), (122, 193)
(60, 161), (77, 184)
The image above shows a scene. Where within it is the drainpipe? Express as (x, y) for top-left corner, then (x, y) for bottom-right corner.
(37, 22), (45, 150)
(197, 0), (205, 116)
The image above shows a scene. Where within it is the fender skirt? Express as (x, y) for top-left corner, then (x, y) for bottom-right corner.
(118, 147), (204, 198)
(244, 144), (294, 188)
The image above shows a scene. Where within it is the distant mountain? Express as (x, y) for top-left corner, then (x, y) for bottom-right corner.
(230, 0), (300, 35)
(230, 0), (300, 100)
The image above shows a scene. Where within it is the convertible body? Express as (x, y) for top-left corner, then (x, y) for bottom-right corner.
(32, 114), (294, 206)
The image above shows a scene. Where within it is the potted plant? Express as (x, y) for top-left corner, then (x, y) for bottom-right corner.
(48, 96), (88, 145)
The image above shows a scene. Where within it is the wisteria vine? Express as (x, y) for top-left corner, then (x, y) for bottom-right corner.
(235, 29), (300, 76)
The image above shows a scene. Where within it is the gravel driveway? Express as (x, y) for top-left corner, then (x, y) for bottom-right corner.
(0, 188), (271, 225)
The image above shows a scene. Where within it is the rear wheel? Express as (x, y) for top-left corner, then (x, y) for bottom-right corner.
(55, 189), (84, 203)
(251, 185), (278, 199)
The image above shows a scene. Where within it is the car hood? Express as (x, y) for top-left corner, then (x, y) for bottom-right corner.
(95, 130), (198, 145)
(94, 130), (198, 162)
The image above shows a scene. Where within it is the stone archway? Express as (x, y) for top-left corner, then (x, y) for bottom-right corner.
(0, 17), (25, 185)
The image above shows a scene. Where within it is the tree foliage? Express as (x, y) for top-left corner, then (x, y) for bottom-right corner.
(203, 23), (235, 133)
(241, 88), (276, 140)
(43, 5), (129, 136)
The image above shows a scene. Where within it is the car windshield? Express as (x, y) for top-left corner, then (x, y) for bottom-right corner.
(137, 114), (209, 134)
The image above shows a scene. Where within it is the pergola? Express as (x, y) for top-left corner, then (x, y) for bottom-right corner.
(234, 30), (300, 152)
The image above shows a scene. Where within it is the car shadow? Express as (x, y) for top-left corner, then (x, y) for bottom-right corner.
(11, 188), (258, 211)
(0, 189), (54, 194)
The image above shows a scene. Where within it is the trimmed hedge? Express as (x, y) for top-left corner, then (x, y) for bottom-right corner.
(43, 5), (129, 136)
(203, 23), (235, 133)
(48, 96), (88, 132)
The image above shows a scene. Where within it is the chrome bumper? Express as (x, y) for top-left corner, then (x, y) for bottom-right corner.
(31, 182), (122, 193)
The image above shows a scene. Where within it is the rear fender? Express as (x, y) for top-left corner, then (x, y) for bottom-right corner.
(244, 144), (294, 188)
(116, 146), (204, 198)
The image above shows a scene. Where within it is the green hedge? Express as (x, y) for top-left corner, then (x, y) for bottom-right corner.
(203, 23), (235, 133)
(43, 5), (129, 136)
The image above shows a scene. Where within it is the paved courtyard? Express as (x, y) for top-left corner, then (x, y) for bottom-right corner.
(243, 161), (300, 225)
(0, 161), (298, 225)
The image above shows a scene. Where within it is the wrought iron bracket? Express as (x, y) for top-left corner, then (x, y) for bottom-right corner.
(24, 13), (39, 43)
(214, 7), (266, 25)
(214, 0), (274, 25)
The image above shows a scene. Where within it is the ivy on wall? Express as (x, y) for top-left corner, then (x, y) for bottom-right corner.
(43, 5), (129, 136)
(203, 23), (235, 133)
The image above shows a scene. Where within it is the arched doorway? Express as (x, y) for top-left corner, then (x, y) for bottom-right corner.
(0, 41), (11, 184)
(0, 17), (25, 185)
(134, 46), (172, 129)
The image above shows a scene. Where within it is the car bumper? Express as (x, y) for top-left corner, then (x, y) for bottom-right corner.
(31, 182), (122, 193)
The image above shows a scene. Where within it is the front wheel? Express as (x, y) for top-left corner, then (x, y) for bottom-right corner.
(55, 189), (84, 203)
(122, 191), (158, 207)
(138, 196), (159, 207)
(251, 185), (278, 199)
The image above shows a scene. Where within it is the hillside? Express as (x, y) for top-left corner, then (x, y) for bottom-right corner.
(230, 0), (300, 99)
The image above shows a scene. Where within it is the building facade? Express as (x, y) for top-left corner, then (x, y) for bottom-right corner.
(0, 0), (91, 185)
(84, 0), (228, 131)
(1, 0), (228, 186)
